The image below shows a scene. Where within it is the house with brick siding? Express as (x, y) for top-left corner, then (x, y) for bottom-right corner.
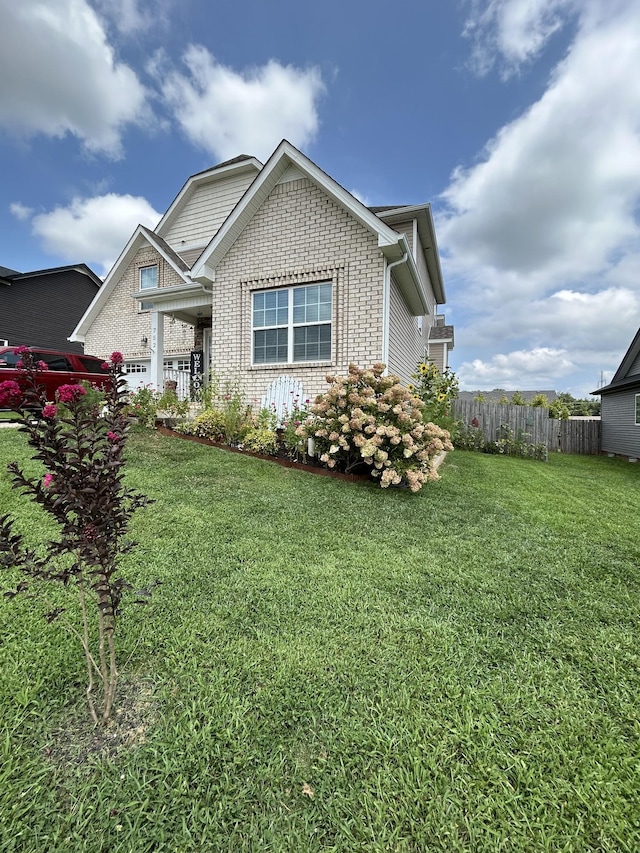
(71, 140), (452, 404)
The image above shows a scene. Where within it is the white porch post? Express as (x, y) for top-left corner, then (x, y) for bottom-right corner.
(149, 311), (164, 391)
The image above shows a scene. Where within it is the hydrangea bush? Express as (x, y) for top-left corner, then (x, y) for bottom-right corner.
(298, 363), (452, 492)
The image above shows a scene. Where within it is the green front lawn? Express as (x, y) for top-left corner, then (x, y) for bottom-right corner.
(1, 429), (639, 851)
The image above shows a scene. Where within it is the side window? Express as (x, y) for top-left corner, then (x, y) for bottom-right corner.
(635, 394), (640, 426)
(0, 351), (21, 367)
(78, 357), (110, 375)
(35, 352), (72, 371)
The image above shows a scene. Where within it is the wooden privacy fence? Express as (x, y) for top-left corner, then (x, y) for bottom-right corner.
(452, 400), (601, 455)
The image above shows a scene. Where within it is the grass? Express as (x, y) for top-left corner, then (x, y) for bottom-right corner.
(1, 427), (639, 851)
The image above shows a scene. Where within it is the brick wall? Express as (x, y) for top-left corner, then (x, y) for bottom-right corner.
(84, 247), (195, 360)
(210, 177), (386, 402)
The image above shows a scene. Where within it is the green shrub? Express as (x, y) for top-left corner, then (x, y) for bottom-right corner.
(243, 428), (279, 455)
(190, 408), (226, 441)
(299, 363), (452, 492)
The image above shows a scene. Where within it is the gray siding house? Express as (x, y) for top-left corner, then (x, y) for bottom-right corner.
(594, 327), (640, 459)
(1, 264), (102, 353)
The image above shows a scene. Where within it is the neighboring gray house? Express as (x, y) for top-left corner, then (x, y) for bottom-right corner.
(1, 264), (102, 353)
(594, 327), (640, 460)
(70, 140), (453, 402)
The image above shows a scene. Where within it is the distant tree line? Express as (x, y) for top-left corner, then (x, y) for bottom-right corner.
(472, 391), (600, 418)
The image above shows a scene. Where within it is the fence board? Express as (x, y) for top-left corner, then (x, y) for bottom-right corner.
(452, 400), (600, 455)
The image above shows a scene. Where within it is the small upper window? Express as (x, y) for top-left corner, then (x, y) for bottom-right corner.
(139, 265), (158, 311)
(636, 394), (640, 426)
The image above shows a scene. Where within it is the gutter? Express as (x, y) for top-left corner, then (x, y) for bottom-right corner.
(382, 252), (408, 370)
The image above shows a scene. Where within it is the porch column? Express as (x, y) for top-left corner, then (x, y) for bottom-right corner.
(149, 310), (164, 391)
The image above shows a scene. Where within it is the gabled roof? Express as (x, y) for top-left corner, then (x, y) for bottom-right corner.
(372, 204), (445, 304)
(594, 327), (640, 395)
(1, 265), (20, 280)
(155, 155), (263, 241)
(70, 226), (196, 342)
(429, 324), (454, 344)
(190, 140), (436, 315)
(0, 263), (102, 287)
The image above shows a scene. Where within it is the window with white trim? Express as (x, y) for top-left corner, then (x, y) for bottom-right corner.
(636, 394), (640, 426)
(125, 363), (148, 374)
(252, 282), (332, 365)
(164, 358), (190, 371)
(139, 265), (158, 311)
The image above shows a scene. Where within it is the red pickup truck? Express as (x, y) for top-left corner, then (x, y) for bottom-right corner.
(0, 346), (111, 408)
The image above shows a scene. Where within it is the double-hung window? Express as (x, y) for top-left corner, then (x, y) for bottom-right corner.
(635, 394), (640, 426)
(139, 265), (158, 311)
(252, 282), (332, 365)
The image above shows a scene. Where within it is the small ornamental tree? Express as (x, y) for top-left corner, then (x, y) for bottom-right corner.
(297, 363), (453, 492)
(0, 349), (153, 725)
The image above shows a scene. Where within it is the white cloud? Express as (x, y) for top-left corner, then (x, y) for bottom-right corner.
(30, 194), (161, 275)
(443, 0), (640, 397)
(442, 6), (640, 281)
(93, 0), (159, 35)
(350, 189), (371, 206)
(0, 0), (150, 157)
(457, 346), (575, 390)
(464, 0), (576, 77)
(10, 203), (33, 221)
(152, 45), (325, 161)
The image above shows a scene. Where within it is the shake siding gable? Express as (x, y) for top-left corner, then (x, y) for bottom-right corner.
(161, 172), (257, 246)
(84, 246), (195, 360)
(209, 177), (385, 403)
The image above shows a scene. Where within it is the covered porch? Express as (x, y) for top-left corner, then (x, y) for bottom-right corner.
(134, 282), (212, 396)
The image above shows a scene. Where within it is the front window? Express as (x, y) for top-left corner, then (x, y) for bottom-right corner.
(252, 282), (332, 365)
(139, 265), (158, 311)
(636, 394), (640, 426)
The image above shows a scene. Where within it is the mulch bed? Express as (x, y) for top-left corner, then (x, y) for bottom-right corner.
(155, 426), (373, 483)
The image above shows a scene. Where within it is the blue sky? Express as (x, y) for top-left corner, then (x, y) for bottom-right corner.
(2, 0), (639, 397)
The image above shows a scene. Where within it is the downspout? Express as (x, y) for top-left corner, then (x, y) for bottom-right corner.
(382, 252), (408, 372)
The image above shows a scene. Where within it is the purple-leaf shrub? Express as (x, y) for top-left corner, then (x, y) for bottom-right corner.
(297, 363), (453, 492)
(0, 349), (153, 724)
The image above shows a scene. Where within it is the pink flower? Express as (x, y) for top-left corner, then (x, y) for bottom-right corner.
(0, 380), (22, 408)
(101, 361), (110, 370)
(110, 351), (124, 364)
(42, 404), (57, 419)
(13, 345), (28, 355)
(43, 473), (54, 489)
(15, 361), (23, 369)
(37, 361), (49, 371)
(57, 384), (86, 404)
(107, 431), (120, 442)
